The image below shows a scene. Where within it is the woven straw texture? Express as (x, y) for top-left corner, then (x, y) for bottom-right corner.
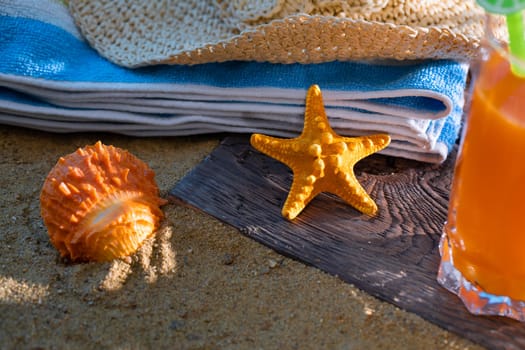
(70, 0), (488, 68)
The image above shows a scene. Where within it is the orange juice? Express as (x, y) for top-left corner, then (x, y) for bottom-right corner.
(445, 47), (525, 300)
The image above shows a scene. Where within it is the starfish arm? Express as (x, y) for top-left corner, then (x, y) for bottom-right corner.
(331, 172), (378, 216)
(344, 134), (391, 162)
(281, 172), (321, 220)
(250, 133), (304, 168)
(302, 85), (336, 138)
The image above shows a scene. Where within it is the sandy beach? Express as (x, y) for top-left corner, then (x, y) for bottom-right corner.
(0, 124), (481, 349)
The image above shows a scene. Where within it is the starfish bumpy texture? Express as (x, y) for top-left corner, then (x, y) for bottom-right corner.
(250, 84), (391, 220)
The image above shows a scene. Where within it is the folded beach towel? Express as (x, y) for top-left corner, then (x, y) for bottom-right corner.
(0, 0), (469, 163)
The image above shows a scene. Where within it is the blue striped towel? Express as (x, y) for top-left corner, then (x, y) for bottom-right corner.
(0, 0), (468, 163)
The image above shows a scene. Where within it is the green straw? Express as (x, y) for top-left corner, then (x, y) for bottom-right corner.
(507, 11), (525, 77)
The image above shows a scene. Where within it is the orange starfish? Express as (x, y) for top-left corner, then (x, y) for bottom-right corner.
(250, 84), (391, 220)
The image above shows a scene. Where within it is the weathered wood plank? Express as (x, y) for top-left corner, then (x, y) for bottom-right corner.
(169, 135), (525, 350)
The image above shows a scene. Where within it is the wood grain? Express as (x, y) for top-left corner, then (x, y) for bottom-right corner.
(169, 135), (525, 350)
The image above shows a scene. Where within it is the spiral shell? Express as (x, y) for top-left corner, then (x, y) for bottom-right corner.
(40, 141), (167, 262)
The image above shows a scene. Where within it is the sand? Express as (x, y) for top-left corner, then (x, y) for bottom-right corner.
(0, 124), (482, 349)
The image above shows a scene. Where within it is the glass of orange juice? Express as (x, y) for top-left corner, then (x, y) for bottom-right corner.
(437, 13), (525, 320)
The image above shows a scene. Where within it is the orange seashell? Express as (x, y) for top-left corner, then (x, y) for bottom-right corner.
(40, 141), (167, 262)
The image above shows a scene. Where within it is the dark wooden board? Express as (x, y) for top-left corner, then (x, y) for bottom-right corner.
(169, 135), (525, 350)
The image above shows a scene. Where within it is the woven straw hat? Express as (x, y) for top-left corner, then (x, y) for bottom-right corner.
(69, 0), (490, 68)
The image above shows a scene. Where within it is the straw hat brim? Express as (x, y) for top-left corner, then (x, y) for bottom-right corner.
(69, 0), (490, 68)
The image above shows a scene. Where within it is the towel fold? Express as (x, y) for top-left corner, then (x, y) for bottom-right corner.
(0, 0), (468, 163)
